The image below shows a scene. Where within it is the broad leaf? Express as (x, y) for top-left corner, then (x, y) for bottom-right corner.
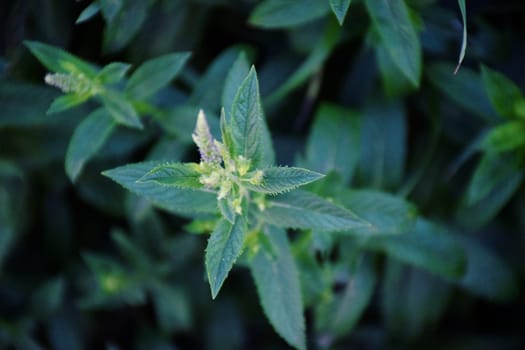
(100, 91), (142, 129)
(481, 121), (525, 153)
(250, 226), (306, 350)
(481, 65), (524, 119)
(258, 190), (369, 231)
(25, 41), (98, 77)
(245, 167), (324, 194)
(377, 43), (416, 97)
(304, 103), (360, 183)
(138, 162), (202, 189)
(454, 0), (467, 74)
(205, 217), (247, 299)
(337, 189), (417, 235)
(363, 219), (466, 279)
(47, 93), (90, 115)
(330, 0), (352, 25)
(102, 162), (218, 215)
(66, 108), (116, 182)
(249, 0), (330, 29)
(222, 52), (250, 119)
(231, 66), (274, 168)
(126, 52), (191, 99)
(365, 0), (421, 85)
(97, 62), (131, 84)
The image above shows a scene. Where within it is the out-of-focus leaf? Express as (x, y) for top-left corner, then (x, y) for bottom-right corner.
(47, 93), (90, 115)
(65, 108), (116, 182)
(126, 52), (191, 99)
(365, 0), (421, 85)
(250, 226), (306, 350)
(358, 98), (406, 189)
(376, 43), (416, 97)
(100, 91), (143, 129)
(304, 103), (360, 183)
(222, 52), (250, 119)
(29, 277), (65, 318)
(0, 188), (15, 270)
(102, 162), (219, 215)
(160, 106), (220, 142)
(151, 284), (192, 333)
(249, 0), (330, 29)
(76, 2), (101, 24)
(454, 0), (467, 74)
(102, 0), (149, 53)
(330, 0), (352, 25)
(96, 62), (131, 84)
(481, 65), (524, 119)
(481, 121), (525, 153)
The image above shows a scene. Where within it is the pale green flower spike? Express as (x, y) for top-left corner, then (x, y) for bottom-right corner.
(192, 110), (221, 165)
(44, 72), (95, 95)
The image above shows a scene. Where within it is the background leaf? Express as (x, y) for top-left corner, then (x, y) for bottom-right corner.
(249, 0), (330, 29)
(329, 0), (352, 25)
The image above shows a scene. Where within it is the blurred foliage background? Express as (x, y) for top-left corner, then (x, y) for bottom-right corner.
(1, 0), (525, 349)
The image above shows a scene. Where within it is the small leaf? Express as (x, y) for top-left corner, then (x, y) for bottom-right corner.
(245, 167), (324, 194)
(330, 0), (352, 25)
(481, 121), (525, 153)
(222, 52), (250, 119)
(76, 2), (101, 24)
(126, 52), (191, 99)
(100, 91), (143, 129)
(481, 65), (524, 119)
(205, 217), (247, 299)
(102, 162), (219, 215)
(218, 198), (236, 224)
(66, 108), (116, 182)
(47, 93), (90, 114)
(250, 226), (306, 350)
(364, 0), (421, 85)
(25, 41), (98, 77)
(231, 66), (274, 168)
(249, 0), (330, 29)
(259, 190), (369, 231)
(454, 0), (467, 74)
(97, 62), (131, 84)
(138, 162), (202, 189)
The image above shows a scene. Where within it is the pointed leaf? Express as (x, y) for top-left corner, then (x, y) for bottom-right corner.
(47, 93), (90, 114)
(258, 190), (369, 231)
(126, 52), (191, 99)
(102, 162), (219, 215)
(481, 65), (524, 119)
(245, 167), (324, 194)
(330, 0), (352, 25)
(138, 162), (202, 189)
(454, 0), (467, 74)
(100, 91), (142, 129)
(97, 62), (131, 84)
(76, 2), (101, 24)
(481, 121), (525, 153)
(364, 0), (421, 85)
(66, 108), (116, 182)
(231, 66), (274, 167)
(25, 41), (98, 77)
(250, 226), (306, 350)
(222, 52), (250, 119)
(218, 198), (236, 224)
(205, 217), (247, 299)
(249, 0), (330, 29)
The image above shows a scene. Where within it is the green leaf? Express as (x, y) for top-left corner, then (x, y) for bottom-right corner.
(102, 162), (219, 215)
(231, 66), (274, 167)
(66, 108), (116, 182)
(151, 284), (192, 333)
(376, 43), (416, 96)
(25, 41), (98, 77)
(330, 0), (352, 25)
(466, 152), (523, 205)
(258, 190), (369, 231)
(138, 162), (202, 189)
(363, 219), (466, 279)
(100, 91), (142, 129)
(76, 2), (101, 24)
(249, 0), (330, 29)
(250, 226), (306, 350)
(316, 256), (376, 338)
(427, 63), (497, 122)
(0, 188), (15, 271)
(102, 0), (148, 53)
(481, 65), (524, 119)
(245, 167), (324, 194)
(47, 93), (90, 114)
(337, 189), (417, 235)
(358, 98), (406, 189)
(454, 0), (467, 74)
(29, 277), (65, 318)
(304, 103), (360, 183)
(96, 62), (131, 84)
(218, 198), (236, 224)
(457, 236), (519, 301)
(205, 217), (247, 299)
(222, 52), (250, 119)
(481, 121), (525, 153)
(125, 52), (191, 99)
(364, 0), (421, 85)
